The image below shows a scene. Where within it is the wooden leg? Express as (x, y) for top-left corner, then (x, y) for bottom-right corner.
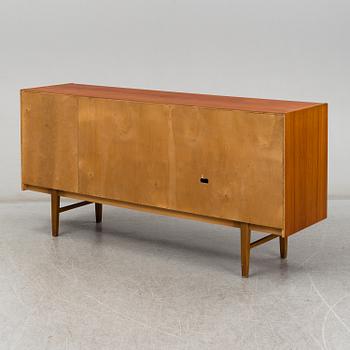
(279, 236), (288, 259)
(51, 190), (60, 237)
(95, 203), (102, 223)
(240, 223), (251, 278)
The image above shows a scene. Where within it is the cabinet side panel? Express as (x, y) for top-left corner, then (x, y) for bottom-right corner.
(285, 104), (328, 236)
(21, 91), (79, 192)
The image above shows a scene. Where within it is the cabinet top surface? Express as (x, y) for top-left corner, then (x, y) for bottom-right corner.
(22, 83), (325, 113)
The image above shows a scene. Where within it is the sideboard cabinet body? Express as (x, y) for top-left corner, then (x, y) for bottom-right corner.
(20, 84), (327, 276)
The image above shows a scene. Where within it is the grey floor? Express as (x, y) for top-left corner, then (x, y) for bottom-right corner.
(0, 200), (349, 350)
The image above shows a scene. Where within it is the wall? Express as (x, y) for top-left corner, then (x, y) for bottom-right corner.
(0, 0), (349, 200)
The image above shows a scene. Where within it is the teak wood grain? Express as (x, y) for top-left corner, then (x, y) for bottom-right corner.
(23, 83), (321, 114)
(20, 83), (328, 277)
(170, 105), (284, 228)
(21, 91), (79, 192)
(78, 98), (284, 228)
(284, 104), (328, 236)
(78, 97), (170, 208)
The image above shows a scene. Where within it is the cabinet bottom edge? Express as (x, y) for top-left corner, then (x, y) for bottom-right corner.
(22, 183), (283, 236)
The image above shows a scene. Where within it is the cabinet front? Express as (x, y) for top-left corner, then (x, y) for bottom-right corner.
(77, 98), (284, 228)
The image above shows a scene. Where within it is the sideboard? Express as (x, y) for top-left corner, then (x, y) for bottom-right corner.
(20, 83), (328, 277)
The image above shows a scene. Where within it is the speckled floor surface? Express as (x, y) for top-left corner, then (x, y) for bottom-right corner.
(0, 199), (349, 350)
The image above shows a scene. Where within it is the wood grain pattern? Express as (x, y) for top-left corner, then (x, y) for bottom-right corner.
(20, 84), (328, 277)
(21, 85), (327, 239)
(284, 104), (328, 236)
(171, 105), (284, 228)
(78, 98), (284, 228)
(22, 83), (323, 114)
(21, 91), (79, 192)
(78, 97), (171, 208)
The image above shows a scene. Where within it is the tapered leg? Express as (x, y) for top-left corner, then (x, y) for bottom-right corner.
(95, 203), (102, 223)
(51, 190), (60, 237)
(240, 223), (251, 278)
(279, 236), (288, 259)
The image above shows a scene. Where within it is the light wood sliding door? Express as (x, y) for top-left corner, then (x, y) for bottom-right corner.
(170, 106), (284, 228)
(21, 92), (79, 192)
(78, 97), (171, 208)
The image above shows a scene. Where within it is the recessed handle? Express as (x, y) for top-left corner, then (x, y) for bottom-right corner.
(200, 177), (209, 184)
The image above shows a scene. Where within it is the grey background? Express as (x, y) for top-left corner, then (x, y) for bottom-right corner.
(1, 0), (349, 201)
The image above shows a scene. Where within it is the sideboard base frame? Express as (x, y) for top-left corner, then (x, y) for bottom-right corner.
(240, 226), (288, 277)
(50, 189), (103, 237)
(24, 184), (286, 277)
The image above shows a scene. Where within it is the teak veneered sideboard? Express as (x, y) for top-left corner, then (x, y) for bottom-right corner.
(20, 83), (328, 277)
